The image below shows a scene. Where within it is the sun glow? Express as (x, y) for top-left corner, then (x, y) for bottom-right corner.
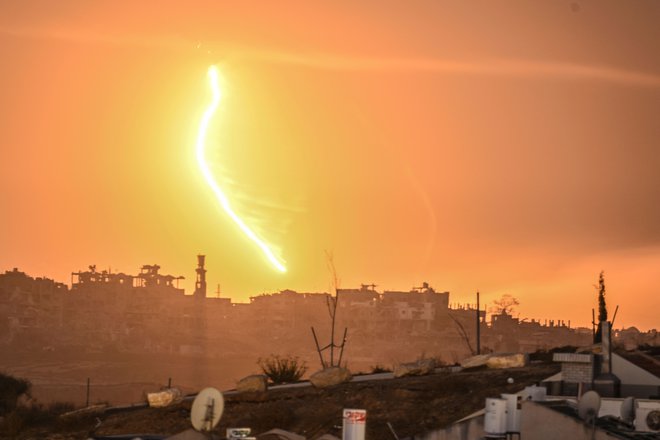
(195, 65), (287, 273)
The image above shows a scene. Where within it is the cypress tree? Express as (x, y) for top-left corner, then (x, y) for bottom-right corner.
(594, 270), (607, 343)
(598, 271), (607, 322)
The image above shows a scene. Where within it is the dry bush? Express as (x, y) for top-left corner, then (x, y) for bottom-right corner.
(0, 372), (31, 415)
(0, 401), (77, 436)
(258, 355), (307, 384)
(369, 364), (392, 374)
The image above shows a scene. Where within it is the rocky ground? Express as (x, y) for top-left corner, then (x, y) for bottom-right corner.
(8, 362), (560, 440)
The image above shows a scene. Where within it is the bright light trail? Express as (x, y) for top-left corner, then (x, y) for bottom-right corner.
(196, 65), (287, 273)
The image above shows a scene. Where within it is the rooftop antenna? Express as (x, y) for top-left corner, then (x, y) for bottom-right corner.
(578, 390), (601, 426)
(190, 387), (224, 433)
(611, 305), (619, 328)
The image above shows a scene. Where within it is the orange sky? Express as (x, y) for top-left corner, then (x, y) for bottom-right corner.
(1, 1), (658, 330)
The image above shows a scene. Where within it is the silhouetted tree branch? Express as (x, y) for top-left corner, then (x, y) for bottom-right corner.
(310, 251), (347, 368)
(448, 313), (475, 356)
(491, 294), (520, 316)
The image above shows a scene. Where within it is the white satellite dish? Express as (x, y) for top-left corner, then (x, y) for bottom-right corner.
(578, 391), (601, 425)
(190, 387), (224, 432)
(620, 396), (636, 424)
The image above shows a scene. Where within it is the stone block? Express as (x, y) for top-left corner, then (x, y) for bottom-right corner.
(393, 358), (436, 377)
(309, 367), (352, 388)
(147, 388), (182, 407)
(461, 354), (491, 369)
(486, 353), (528, 369)
(237, 374), (269, 393)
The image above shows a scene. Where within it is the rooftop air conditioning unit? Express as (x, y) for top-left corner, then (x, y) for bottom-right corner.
(635, 408), (660, 433)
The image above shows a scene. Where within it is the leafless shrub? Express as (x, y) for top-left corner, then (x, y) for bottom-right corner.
(258, 355), (307, 384)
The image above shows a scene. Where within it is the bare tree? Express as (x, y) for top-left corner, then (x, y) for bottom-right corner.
(491, 294), (520, 316)
(448, 313), (475, 355)
(310, 251), (348, 368)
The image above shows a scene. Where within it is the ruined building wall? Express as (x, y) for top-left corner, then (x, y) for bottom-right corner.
(0, 269), (604, 362)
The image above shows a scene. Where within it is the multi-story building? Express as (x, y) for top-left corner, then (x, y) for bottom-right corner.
(1, 263), (628, 365)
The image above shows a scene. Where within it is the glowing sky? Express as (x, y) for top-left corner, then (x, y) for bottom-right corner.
(196, 65), (286, 273)
(0, 1), (658, 330)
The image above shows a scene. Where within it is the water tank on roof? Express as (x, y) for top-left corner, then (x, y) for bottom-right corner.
(522, 385), (547, 402)
(484, 398), (507, 437)
(501, 393), (522, 433)
(343, 408), (366, 440)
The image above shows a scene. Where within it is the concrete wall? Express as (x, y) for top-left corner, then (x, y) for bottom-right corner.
(549, 352), (660, 399)
(612, 353), (660, 386)
(554, 353), (594, 384)
(412, 414), (484, 440)
(562, 362), (594, 384)
(520, 401), (611, 440)
(413, 399), (654, 440)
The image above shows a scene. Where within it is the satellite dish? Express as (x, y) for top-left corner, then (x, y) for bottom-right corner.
(578, 391), (601, 425)
(620, 396), (635, 424)
(190, 387), (224, 432)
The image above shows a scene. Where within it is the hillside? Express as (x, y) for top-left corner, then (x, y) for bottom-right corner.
(10, 362), (560, 440)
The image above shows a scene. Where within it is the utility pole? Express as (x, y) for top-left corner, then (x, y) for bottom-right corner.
(476, 291), (481, 355)
(86, 378), (90, 407)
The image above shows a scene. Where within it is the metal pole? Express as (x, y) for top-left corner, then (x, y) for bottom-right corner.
(311, 326), (326, 369)
(337, 327), (348, 366)
(330, 294), (337, 367)
(611, 305), (619, 328)
(387, 422), (401, 440)
(86, 378), (90, 407)
(476, 291), (481, 355)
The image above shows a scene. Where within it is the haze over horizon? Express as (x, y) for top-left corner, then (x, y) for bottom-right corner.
(1, 1), (658, 331)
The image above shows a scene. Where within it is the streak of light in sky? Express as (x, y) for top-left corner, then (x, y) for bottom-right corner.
(195, 65), (287, 273)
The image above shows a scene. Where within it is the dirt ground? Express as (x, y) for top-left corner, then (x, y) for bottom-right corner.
(0, 350), (256, 405)
(13, 362), (559, 440)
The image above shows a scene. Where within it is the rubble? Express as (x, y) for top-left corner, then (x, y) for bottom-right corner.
(309, 367), (352, 388)
(0, 268), (602, 366)
(486, 353), (528, 369)
(460, 354), (491, 369)
(147, 388), (182, 408)
(236, 375), (269, 393)
(59, 403), (108, 419)
(393, 358), (436, 377)
(87, 363), (559, 440)
(461, 353), (528, 370)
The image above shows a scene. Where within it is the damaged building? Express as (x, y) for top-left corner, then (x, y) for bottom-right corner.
(1, 259), (655, 369)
